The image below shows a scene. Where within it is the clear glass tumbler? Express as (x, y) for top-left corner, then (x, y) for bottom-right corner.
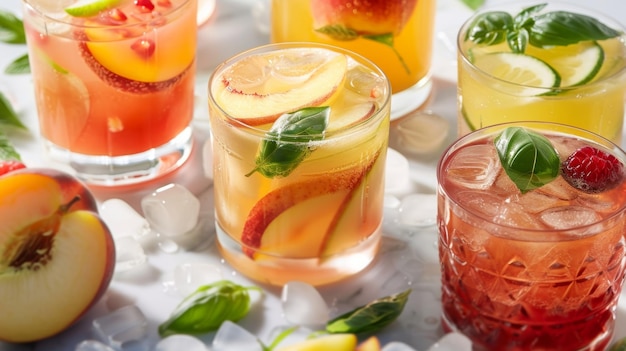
(22, 0), (197, 186)
(208, 43), (391, 286)
(438, 121), (626, 350)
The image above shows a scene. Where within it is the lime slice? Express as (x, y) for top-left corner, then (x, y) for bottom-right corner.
(528, 42), (604, 87)
(474, 52), (560, 96)
(64, 0), (120, 17)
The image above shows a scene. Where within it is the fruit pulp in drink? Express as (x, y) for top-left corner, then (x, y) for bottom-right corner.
(270, 0), (435, 94)
(438, 126), (626, 350)
(458, 11), (626, 144)
(209, 45), (390, 286)
(23, 0), (196, 157)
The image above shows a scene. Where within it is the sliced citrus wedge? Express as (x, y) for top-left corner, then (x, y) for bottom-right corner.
(65, 0), (121, 17)
(473, 52), (560, 96)
(527, 42), (604, 87)
(276, 334), (357, 351)
(213, 48), (347, 126)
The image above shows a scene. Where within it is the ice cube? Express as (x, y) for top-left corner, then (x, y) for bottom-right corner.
(426, 332), (472, 351)
(100, 199), (150, 239)
(92, 305), (148, 350)
(281, 281), (329, 327)
(446, 144), (499, 190)
(154, 335), (207, 351)
(75, 340), (115, 351)
(382, 341), (417, 351)
(113, 236), (147, 273)
(539, 206), (601, 230)
(212, 321), (263, 351)
(493, 203), (545, 230)
(398, 193), (437, 227)
(346, 64), (386, 98)
(173, 263), (223, 297)
(385, 148), (412, 196)
(141, 183), (200, 237)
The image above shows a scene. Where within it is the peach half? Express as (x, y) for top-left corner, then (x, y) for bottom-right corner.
(213, 48), (348, 126)
(0, 170), (115, 343)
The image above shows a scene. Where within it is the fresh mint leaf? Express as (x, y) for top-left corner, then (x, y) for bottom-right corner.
(5, 53), (30, 74)
(0, 10), (25, 44)
(0, 92), (26, 130)
(465, 3), (621, 52)
(246, 106), (330, 178)
(0, 130), (21, 161)
(494, 127), (560, 193)
(158, 280), (262, 337)
(326, 289), (411, 335)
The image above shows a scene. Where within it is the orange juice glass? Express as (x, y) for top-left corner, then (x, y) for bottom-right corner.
(271, 0), (435, 119)
(438, 122), (626, 350)
(457, 3), (626, 144)
(22, 0), (197, 186)
(208, 43), (391, 286)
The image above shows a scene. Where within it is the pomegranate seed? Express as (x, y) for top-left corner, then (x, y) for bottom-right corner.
(131, 38), (156, 59)
(561, 146), (624, 193)
(134, 0), (155, 12)
(98, 8), (128, 25)
(0, 160), (26, 176)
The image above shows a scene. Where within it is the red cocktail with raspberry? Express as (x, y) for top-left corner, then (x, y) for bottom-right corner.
(437, 122), (626, 350)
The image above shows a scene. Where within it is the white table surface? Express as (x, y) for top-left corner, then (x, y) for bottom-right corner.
(1, 0), (625, 350)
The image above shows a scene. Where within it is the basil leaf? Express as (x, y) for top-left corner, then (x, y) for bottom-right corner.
(315, 24), (359, 41)
(158, 280), (261, 337)
(246, 106), (329, 178)
(0, 92), (26, 130)
(494, 127), (560, 193)
(465, 11), (514, 46)
(529, 11), (621, 47)
(0, 130), (22, 161)
(5, 54), (30, 74)
(0, 10), (25, 44)
(326, 289), (411, 335)
(465, 3), (621, 51)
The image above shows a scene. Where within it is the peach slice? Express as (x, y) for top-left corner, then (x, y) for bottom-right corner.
(241, 151), (380, 259)
(0, 171), (114, 343)
(327, 102), (376, 133)
(213, 48), (348, 126)
(356, 336), (382, 351)
(311, 0), (417, 36)
(276, 333), (358, 351)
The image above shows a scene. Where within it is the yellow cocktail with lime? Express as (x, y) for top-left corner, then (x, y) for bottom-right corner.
(458, 3), (626, 143)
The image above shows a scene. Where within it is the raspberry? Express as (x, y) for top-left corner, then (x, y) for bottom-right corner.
(561, 146), (624, 193)
(0, 160), (26, 176)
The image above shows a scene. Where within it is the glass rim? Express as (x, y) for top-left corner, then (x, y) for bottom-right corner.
(456, 1), (626, 91)
(207, 42), (392, 139)
(22, 0), (195, 28)
(437, 121), (626, 239)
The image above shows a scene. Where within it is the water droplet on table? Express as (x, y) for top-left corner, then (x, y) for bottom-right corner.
(281, 281), (329, 327)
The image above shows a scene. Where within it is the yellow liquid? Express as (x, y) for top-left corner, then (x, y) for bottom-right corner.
(271, 0), (435, 93)
(458, 38), (626, 144)
(209, 46), (390, 286)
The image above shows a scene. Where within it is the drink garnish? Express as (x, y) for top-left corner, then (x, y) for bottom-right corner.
(562, 146), (625, 193)
(65, 0), (122, 17)
(465, 3), (621, 53)
(158, 280), (262, 337)
(245, 106), (330, 178)
(494, 127), (559, 193)
(325, 289), (411, 335)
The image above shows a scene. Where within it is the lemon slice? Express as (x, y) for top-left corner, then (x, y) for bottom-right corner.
(65, 0), (121, 17)
(474, 52), (560, 96)
(527, 42), (604, 87)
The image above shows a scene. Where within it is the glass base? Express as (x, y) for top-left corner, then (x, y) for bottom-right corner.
(43, 127), (193, 187)
(215, 221), (382, 286)
(390, 74), (433, 120)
